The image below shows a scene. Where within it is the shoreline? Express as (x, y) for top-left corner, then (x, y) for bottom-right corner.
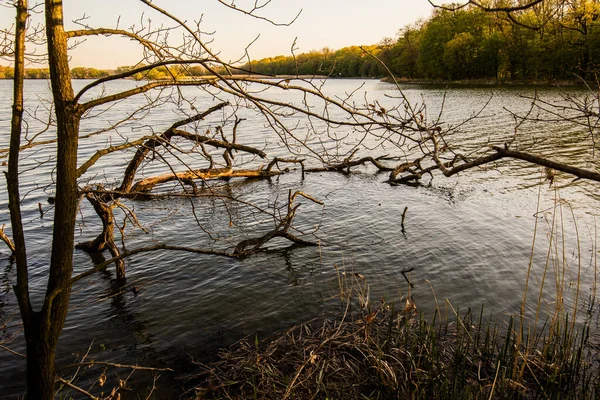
(1, 75), (592, 88)
(380, 76), (591, 88)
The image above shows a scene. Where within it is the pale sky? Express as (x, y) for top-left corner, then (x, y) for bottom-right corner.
(1, 0), (434, 69)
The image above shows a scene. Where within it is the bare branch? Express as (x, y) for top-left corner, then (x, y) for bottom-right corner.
(306, 156), (395, 174)
(216, 0), (302, 27)
(66, 28), (162, 56)
(78, 79), (216, 112)
(234, 190), (322, 257)
(73, 59), (212, 104)
(55, 377), (99, 400)
(59, 361), (173, 372)
(431, 136), (600, 183)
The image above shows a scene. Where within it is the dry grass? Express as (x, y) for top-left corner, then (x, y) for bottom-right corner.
(192, 297), (598, 399)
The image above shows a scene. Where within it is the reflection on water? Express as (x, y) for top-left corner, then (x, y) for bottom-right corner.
(0, 80), (599, 396)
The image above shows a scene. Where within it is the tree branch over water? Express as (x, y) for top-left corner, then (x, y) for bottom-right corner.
(215, 0), (302, 27)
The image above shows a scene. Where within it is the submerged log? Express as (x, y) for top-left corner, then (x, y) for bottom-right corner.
(130, 167), (284, 193)
(306, 156), (395, 175)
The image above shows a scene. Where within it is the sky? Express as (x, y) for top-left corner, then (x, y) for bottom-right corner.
(1, 0), (434, 69)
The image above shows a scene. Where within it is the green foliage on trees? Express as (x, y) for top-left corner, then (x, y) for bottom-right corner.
(70, 67), (110, 79)
(7, 1), (600, 83)
(239, 45), (385, 78)
(231, 1), (600, 82)
(0, 65), (14, 78)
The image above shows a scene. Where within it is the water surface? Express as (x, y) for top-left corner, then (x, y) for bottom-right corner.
(0, 79), (598, 397)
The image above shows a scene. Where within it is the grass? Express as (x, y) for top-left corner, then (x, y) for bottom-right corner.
(195, 299), (598, 399)
(194, 185), (600, 399)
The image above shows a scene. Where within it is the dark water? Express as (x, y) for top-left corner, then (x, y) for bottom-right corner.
(0, 79), (599, 397)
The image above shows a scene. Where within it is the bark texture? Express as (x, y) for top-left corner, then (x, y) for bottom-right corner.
(14, 1), (83, 398)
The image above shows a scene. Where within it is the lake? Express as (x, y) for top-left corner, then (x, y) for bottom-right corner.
(1, 79), (599, 397)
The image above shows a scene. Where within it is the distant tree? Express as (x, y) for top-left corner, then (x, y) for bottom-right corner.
(394, 25), (422, 78)
(71, 67), (110, 79)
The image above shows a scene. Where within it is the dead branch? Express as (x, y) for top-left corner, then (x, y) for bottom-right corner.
(216, 0), (302, 27)
(0, 343), (26, 358)
(66, 28), (162, 57)
(267, 157), (306, 178)
(389, 157), (427, 181)
(79, 80), (219, 112)
(305, 156), (395, 175)
(0, 224), (16, 257)
(129, 167), (283, 194)
(76, 100), (278, 281)
(234, 190), (322, 257)
(73, 59), (212, 105)
(400, 267), (414, 288)
(76, 137), (148, 178)
(55, 377), (99, 400)
(374, 123), (600, 186)
(435, 139), (600, 183)
(233, 229), (318, 257)
(76, 113), (269, 180)
(59, 361), (173, 372)
(171, 129), (266, 158)
(116, 102), (224, 193)
(489, 146), (600, 182)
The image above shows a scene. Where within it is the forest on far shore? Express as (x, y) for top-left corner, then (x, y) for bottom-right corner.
(3, 2), (600, 82)
(246, 2), (600, 82)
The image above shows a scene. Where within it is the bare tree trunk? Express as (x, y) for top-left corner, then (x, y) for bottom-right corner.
(11, 1), (83, 398)
(8, 1), (28, 272)
(24, 314), (57, 399)
(9, 0), (30, 311)
(5, 0), (54, 398)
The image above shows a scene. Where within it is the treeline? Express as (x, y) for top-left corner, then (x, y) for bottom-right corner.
(244, 1), (600, 82)
(241, 45), (385, 77)
(4, 1), (600, 82)
(114, 65), (207, 80)
(0, 65), (210, 80)
(0, 66), (111, 79)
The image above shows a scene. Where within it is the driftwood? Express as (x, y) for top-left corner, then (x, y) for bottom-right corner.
(77, 104), (267, 280)
(131, 167), (283, 193)
(51, 191), (322, 304)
